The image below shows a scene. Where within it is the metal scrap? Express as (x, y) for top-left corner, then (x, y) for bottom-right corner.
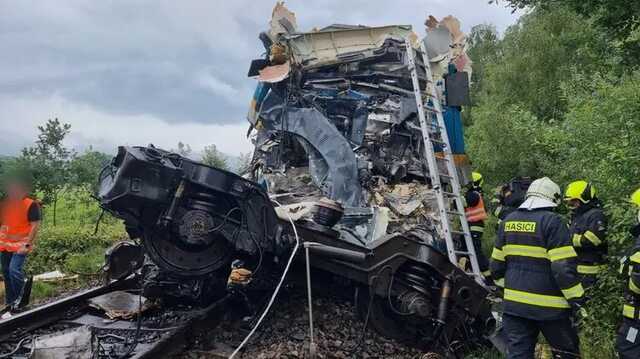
(89, 291), (153, 320)
(244, 3), (477, 245)
(32, 327), (92, 359)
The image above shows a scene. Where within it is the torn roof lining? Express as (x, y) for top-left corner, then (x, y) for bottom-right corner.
(282, 25), (415, 68)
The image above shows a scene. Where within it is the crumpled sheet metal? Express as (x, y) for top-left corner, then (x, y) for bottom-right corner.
(374, 183), (437, 216)
(32, 326), (92, 359)
(258, 61), (290, 83)
(286, 25), (413, 68)
(424, 15), (473, 81)
(89, 291), (152, 320)
(274, 202), (315, 222)
(269, 1), (297, 39)
(259, 91), (361, 207)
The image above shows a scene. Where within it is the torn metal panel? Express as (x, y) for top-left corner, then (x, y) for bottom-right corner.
(89, 291), (152, 320)
(257, 61), (290, 83)
(423, 26), (452, 61)
(32, 327), (92, 359)
(269, 1), (297, 39)
(424, 15), (473, 83)
(259, 91), (362, 207)
(286, 25), (414, 68)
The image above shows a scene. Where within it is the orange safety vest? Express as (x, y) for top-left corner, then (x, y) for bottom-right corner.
(465, 194), (488, 222)
(0, 197), (35, 252)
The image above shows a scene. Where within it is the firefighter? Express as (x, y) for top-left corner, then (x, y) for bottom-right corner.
(491, 177), (585, 358)
(0, 178), (41, 314)
(616, 188), (640, 358)
(465, 171), (490, 279)
(493, 177), (534, 225)
(564, 180), (607, 289)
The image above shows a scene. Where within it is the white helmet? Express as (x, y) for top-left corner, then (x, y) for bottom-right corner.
(520, 177), (561, 210)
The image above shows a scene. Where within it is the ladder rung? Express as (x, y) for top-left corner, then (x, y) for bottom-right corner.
(455, 250), (472, 255)
(406, 39), (483, 282)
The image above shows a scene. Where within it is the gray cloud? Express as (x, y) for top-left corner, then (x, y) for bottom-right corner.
(0, 0), (520, 155)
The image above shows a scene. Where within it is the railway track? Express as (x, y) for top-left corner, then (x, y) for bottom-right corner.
(0, 277), (232, 359)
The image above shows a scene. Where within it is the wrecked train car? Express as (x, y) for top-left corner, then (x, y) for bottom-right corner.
(241, 4), (494, 352)
(96, 4), (496, 356)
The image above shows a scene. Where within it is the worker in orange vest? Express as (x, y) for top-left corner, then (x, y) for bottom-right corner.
(465, 172), (490, 280)
(0, 178), (41, 313)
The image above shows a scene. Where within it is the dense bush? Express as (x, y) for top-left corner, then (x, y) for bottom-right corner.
(466, 5), (639, 357)
(28, 222), (125, 274)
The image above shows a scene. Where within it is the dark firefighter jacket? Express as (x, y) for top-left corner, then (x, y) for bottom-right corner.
(621, 224), (640, 321)
(491, 208), (585, 321)
(569, 201), (608, 275)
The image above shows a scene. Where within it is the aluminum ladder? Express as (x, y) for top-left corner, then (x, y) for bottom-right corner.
(404, 39), (483, 284)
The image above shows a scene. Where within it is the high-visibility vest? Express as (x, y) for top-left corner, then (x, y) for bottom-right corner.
(465, 194), (488, 222)
(0, 197), (35, 252)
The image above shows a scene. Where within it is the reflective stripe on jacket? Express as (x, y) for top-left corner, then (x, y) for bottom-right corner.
(465, 191), (488, 222)
(0, 197), (35, 252)
(622, 233), (640, 320)
(490, 208), (584, 320)
(569, 205), (608, 272)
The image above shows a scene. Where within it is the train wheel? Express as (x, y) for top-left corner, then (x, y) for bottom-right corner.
(354, 285), (417, 342)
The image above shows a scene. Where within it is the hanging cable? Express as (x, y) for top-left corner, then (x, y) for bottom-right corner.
(0, 336), (33, 358)
(228, 199), (300, 359)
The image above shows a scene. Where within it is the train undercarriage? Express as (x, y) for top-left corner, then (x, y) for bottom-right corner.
(96, 145), (498, 357)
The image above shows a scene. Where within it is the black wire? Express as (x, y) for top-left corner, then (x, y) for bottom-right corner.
(94, 209), (106, 235)
(247, 228), (263, 275)
(344, 276), (379, 355)
(206, 207), (242, 233)
(0, 336), (32, 358)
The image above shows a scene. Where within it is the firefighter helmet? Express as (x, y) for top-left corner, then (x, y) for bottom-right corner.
(564, 180), (596, 204)
(526, 177), (562, 206)
(631, 188), (640, 208)
(472, 172), (484, 188)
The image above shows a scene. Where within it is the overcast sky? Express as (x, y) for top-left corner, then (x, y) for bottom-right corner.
(0, 0), (522, 157)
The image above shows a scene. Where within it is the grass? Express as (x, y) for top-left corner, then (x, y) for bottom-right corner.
(30, 281), (59, 302)
(65, 246), (107, 275)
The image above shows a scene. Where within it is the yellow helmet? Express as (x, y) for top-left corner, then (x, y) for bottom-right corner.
(631, 188), (640, 207)
(472, 172), (484, 188)
(564, 180), (596, 203)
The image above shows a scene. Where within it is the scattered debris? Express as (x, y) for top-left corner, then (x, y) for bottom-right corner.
(94, 3), (495, 358)
(89, 291), (153, 320)
(33, 270), (78, 282)
(32, 326), (92, 359)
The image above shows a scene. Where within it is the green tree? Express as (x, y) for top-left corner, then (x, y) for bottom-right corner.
(69, 148), (111, 191)
(467, 24), (500, 97)
(477, 7), (613, 120)
(496, 0), (640, 66)
(173, 141), (192, 157)
(236, 152), (253, 176)
(20, 118), (74, 226)
(201, 144), (228, 170)
(466, 6), (640, 354)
